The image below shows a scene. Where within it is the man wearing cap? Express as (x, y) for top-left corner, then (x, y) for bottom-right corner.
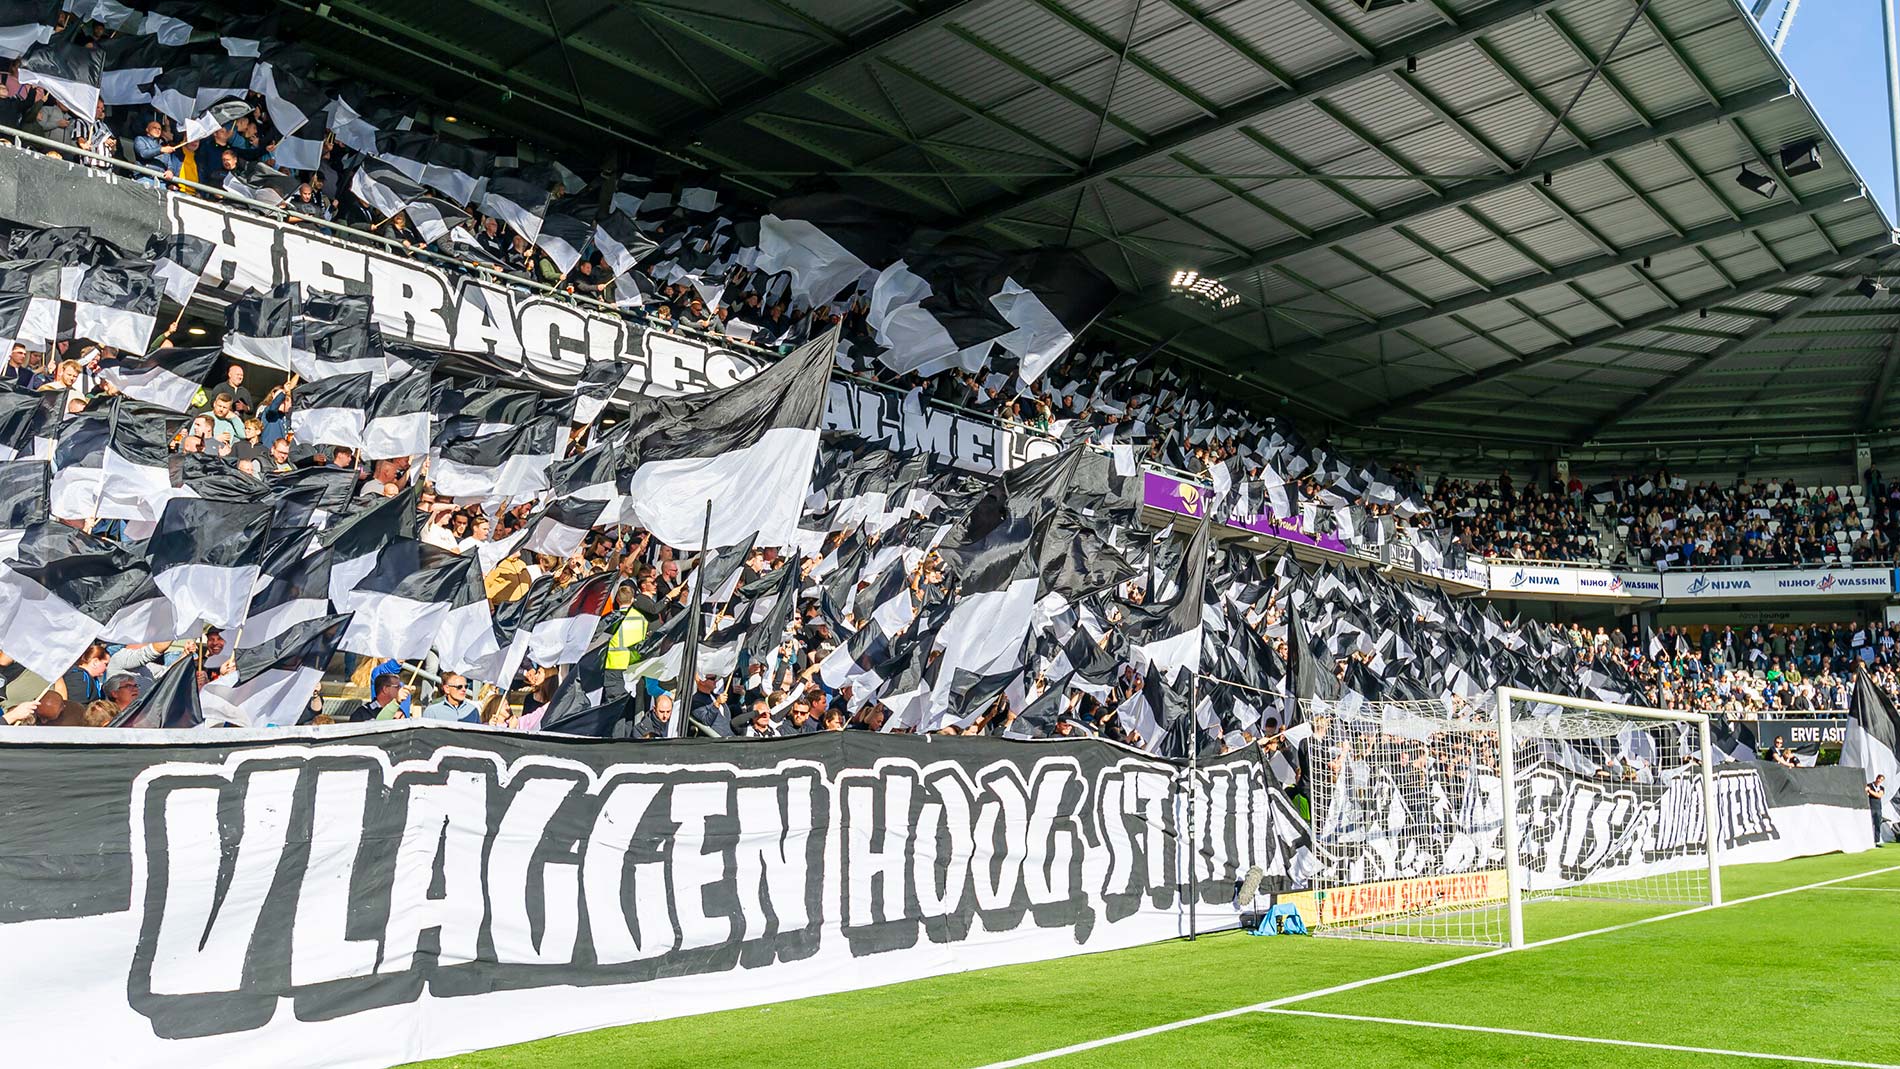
(740, 699), (777, 738)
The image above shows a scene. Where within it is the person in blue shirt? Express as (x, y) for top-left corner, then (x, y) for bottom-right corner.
(421, 673), (480, 722)
(133, 119), (183, 177)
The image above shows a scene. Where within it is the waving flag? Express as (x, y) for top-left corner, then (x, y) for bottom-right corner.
(340, 543), (494, 668)
(147, 233), (220, 307)
(290, 372), (372, 449)
(240, 530), (333, 649)
(223, 283), (301, 368)
(149, 496), (275, 629)
(96, 345), (215, 412)
(202, 612), (352, 727)
(19, 38), (102, 119)
(362, 371), (431, 460)
(108, 655), (202, 729)
(621, 328), (836, 550)
(0, 522), (150, 681)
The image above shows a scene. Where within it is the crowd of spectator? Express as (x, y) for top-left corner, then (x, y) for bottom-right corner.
(1418, 470), (1900, 569)
(8, 9), (1900, 762)
(1545, 618), (1900, 716)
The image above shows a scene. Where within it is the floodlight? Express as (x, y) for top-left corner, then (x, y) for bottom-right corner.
(1735, 167), (1776, 199)
(1169, 269), (1241, 310)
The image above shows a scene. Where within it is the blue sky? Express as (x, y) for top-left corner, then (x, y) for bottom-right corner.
(1772, 0), (1900, 222)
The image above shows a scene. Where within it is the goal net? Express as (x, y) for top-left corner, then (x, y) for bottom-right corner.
(1302, 688), (1720, 948)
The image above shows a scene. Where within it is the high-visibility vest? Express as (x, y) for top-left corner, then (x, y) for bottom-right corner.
(604, 609), (648, 670)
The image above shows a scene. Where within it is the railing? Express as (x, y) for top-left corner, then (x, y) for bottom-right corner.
(3, 121), (1494, 586)
(1482, 555), (1897, 573)
(0, 121), (1040, 432)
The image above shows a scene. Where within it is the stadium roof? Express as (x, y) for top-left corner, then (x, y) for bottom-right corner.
(263, 0), (1899, 460)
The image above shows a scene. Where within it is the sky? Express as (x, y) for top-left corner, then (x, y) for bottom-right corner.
(1772, 0), (1900, 222)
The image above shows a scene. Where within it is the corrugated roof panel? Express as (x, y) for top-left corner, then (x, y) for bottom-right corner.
(1668, 17), (1782, 99)
(1137, 21), (1282, 108)
(1181, 193), (1294, 249)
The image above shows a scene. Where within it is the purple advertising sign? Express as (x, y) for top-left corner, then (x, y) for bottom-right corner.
(1141, 471), (1354, 554)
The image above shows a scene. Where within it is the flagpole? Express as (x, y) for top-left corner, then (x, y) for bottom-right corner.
(675, 500), (714, 732)
(1185, 510), (1213, 943)
(1186, 662), (1201, 943)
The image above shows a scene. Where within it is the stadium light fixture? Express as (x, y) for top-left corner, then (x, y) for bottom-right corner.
(186, 326), (206, 336)
(1857, 276), (1883, 299)
(1169, 269), (1241, 310)
(1779, 139), (1822, 177)
(1735, 167), (1777, 199)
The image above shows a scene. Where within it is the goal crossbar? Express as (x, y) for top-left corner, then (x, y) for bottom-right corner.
(1300, 688), (1722, 949)
(1495, 687), (1722, 947)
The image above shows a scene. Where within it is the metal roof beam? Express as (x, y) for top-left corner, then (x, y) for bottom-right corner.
(1112, 83), (1788, 317)
(660, 0), (992, 148)
(1269, 185), (1860, 360)
(1863, 330), (1900, 430)
(956, 0), (1570, 230)
(1362, 235), (1897, 421)
(1576, 267), (1889, 441)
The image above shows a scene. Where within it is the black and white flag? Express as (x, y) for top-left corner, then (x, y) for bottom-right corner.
(19, 38), (102, 119)
(72, 261), (158, 353)
(290, 372), (371, 449)
(96, 345), (215, 412)
(480, 171), (551, 244)
(339, 543), (494, 668)
(149, 496), (274, 629)
(291, 294), (384, 382)
(0, 289), (61, 353)
(147, 233), (219, 307)
(431, 417), (558, 503)
(1125, 517), (1210, 684)
(420, 140), (491, 205)
(1848, 664), (1900, 827)
(241, 530), (333, 649)
(223, 283), (300, 369)
(107, 654), (202, 729)
(535, 198), (594, 275)
(321, 485), (418, 607)
(56, 400), (174, 523)
(361, 371), (431, 460)
(519, 572), (615, 668)
(0, 0), (56, 61)
(621, 327), (836, 549)
(0, 522), (149, 681)
(202, 612), (351, 727)
(98, 32), (165, 104)
(594, 212), (657, 278)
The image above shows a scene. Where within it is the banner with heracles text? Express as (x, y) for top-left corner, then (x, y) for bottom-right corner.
(0, 724), (1308, 1068)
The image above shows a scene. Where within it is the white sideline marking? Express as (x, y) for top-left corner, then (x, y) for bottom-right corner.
(1256, 1009), (1900, 1069)
(968, 862), (1900, 1069)
(1812, 886), (1900, 892)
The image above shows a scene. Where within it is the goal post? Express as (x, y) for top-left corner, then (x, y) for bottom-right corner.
(1301, 688), (1722, 949)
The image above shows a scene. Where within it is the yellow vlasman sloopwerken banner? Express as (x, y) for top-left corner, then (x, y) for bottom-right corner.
(1279, 870), (1508, 926)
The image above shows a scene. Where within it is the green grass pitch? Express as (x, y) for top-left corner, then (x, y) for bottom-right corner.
(410, 849), (1899, 1069)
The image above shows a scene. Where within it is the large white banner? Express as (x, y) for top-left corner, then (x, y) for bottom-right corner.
(0, 726), (1305, 1069)
(1487, 563), (1891, 602)
(1313, 759), (1871, 892)
(1661, 567), (1894, 599)
(166, 196), (1057, 474)
(1487, 564), (1660, 600)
